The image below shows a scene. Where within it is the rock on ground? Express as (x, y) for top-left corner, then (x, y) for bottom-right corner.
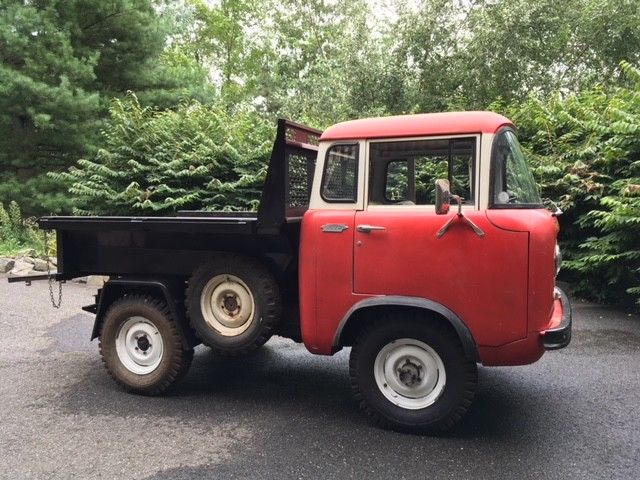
(32, 258), (49, 272)
(86, 276), (109, 288)
(3, 255), (56, 275)
(0, 258), (15, 274)
(10, 259), (33, 276)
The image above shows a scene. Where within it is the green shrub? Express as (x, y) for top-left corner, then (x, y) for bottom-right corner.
(0, 201), (46, 256)
(54, 93), (274, 215)
(0, 173), (74, 217)
(505, 62), (640, 306)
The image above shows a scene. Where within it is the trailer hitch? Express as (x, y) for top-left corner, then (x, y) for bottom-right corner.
(7, 273), (63, 285)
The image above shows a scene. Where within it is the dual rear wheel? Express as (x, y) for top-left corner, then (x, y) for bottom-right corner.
(99, 256), (281, 394)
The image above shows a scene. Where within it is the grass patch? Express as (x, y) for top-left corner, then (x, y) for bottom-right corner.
(0, 201), (48, 258)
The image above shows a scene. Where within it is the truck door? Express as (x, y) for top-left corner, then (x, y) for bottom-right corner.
(353, 136), (529, 347)
(299, 142), (362, 353)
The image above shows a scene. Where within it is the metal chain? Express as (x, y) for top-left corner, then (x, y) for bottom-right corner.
(44, 230), (62, 309)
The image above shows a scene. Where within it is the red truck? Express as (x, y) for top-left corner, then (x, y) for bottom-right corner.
(16, 111), (571, 434)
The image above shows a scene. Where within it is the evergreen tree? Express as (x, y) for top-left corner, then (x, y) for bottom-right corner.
(0, 0), (210, 215)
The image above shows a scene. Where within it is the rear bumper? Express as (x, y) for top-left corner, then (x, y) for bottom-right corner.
(541, 287), (572, 350)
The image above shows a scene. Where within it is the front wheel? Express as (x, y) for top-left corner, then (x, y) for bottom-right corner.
(350, 318), (477, 434)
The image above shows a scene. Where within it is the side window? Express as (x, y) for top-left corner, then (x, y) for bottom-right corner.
(415, 155), (448, 204)
(385, 161), (409, 201)
(450, 140), (474, 201)
(321, 144), (359, 203)
(369, 138), (475, 205)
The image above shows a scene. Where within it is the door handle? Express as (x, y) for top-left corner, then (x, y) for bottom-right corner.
(357, 224), (387, 233)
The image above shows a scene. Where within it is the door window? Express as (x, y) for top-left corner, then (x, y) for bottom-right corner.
(369, 138), (475, 205)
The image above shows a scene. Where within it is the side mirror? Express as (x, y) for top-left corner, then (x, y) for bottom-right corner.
(435, 179), (451, 215)
(434, 179), (485, 238)
(543, 198), (563, 217)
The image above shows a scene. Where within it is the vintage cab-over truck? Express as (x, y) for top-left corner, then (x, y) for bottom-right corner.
(14, 112), (571, 433)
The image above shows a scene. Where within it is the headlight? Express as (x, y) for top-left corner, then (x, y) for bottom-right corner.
(554, 242), (562, 276)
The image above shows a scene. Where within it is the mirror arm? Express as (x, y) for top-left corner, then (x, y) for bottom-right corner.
(452, 194), (463, 215)
(436, 216), (456, 238)
(459, 215), (485, 237)
(437, 195), (485, 238)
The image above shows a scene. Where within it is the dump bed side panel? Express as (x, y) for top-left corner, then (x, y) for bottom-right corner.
(46, 220), (297, 279)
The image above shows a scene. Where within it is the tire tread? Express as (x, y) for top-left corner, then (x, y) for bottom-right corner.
(185, 254), (281, 356)
(99, 294), (193, 396)
(349, 315), (478, 434)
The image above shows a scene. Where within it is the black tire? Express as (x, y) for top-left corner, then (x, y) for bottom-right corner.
(350, 315), (477, 434)
(185, 255), (281, 355)
(99, 295), (194, 395)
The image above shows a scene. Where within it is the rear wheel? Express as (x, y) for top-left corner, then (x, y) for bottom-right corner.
(350, 317), (477, 434)
(186, 255), (281, 355)
(99, 295), (193, 395)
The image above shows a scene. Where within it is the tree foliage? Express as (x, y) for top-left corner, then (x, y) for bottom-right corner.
(2, 0), (640, 307)
(177, 0), (397, 125)
(0, 201), (44, 256)
(507, 62), (640, 305)
(55, 94), (272, 215)
(0, 0), (213, 215)
(395, 0), (640, 111)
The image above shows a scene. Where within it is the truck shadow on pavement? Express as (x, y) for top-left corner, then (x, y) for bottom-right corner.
(53, 339), (557, 441)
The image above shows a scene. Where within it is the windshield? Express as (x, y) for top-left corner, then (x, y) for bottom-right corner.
(491, 130), (542, 207)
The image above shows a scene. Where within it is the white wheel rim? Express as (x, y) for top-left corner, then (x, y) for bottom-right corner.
(200, 274), (255, 337)
(374, 338), (446, 410)
(115, 316), (164, 375)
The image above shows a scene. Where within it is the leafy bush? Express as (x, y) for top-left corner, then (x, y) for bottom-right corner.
(55, 94), (274, 215)
(506, 62), (640, 306)
(0, 174), (74, 217)
(0, 201), (45, 256)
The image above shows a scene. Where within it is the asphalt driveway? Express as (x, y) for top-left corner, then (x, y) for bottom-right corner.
(0, 277), (638, 479)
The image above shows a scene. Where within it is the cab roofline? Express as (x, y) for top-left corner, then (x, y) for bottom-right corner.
(319, 111), (514, 141)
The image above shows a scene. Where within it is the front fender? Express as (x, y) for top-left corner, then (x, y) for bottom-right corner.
(333, 296), (479, 362)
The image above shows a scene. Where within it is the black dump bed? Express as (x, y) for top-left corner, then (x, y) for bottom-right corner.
(38, 120), (321, 283)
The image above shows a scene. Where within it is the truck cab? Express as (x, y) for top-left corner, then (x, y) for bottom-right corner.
(300, 112), (569, 365)
(22, 111), (571, 434)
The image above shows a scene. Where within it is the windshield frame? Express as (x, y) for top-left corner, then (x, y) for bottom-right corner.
(489, 127), (544, 209)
